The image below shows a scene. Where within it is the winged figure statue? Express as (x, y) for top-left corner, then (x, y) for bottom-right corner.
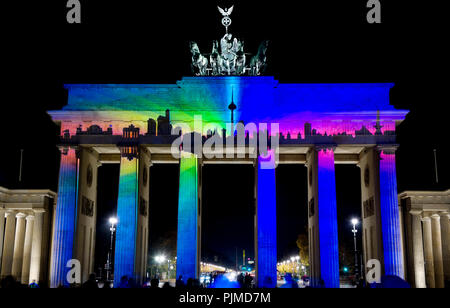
(218, 5), (234, 17)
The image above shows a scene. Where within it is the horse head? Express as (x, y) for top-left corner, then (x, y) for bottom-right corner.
(189, 41), (200, 56)
(258, 40), (269, 57)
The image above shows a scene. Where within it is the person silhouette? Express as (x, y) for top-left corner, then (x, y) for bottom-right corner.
(82, 273), (98, 288)
(118, 275), (130, 288)
(150, 278), (160, 288)
(176, 275), (185, 288)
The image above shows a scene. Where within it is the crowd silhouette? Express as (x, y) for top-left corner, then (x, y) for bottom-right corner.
(0, 273), (409, 288)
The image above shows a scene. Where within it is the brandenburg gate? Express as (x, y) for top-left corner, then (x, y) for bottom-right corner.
(47, 77), (409, 288)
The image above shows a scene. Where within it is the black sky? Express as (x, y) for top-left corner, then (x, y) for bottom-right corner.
(1, 0), (449, 271)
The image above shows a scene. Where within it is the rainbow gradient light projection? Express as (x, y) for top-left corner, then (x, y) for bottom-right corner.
(317, 149), (340, 288)
(176, 153), (200, 283)
(50, 148), (78, 288)
(256, 152), (277, 288)
(114, 154), (139, 287)
(379, 150), (404, 278)
(52, 78), (406, 139)
(47, 77), (409, 288)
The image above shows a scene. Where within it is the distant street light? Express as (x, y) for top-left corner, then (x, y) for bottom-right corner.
(155, 255), (166, 264)
(155, 255), (171, 281)
(291, 256), (301, 276)
(106, 217), (117, 281)
(351, 218), (359, 278)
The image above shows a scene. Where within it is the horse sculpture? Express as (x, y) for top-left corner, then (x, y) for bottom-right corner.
(189, 41), (209, 76)
(249, 40), (269, 76)
(210, 40), (223, 75)
(189, 37), (269, 76)
(234, 41), (246, 75)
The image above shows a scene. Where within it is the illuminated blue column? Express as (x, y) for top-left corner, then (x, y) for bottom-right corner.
(379, 148), (404, 278)
(255, 153), (277, 288)
(176, 153), (201, 283)
(50, 147), (78, 288)
(317, 149), (340, 288)
(307, 147), (340, 288)
(114, 149), (139, 287)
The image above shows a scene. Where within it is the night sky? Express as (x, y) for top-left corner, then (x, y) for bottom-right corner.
(1, 1), (448, 273)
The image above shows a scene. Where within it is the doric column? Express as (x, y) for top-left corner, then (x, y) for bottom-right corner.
(21, 215), (34, 284)
(74, 147), (99, 283)
(422, 216), (435, 288)
(176, 152), (202, 284)
(1, 211), (16, 277)
(410, 211), (426, 288)
(114, 148), (140, 287)
(440, 212), (450, 282)
(29, 210), (45, 284)
(0, 208), (6, 270)
(50, 147), (79, 288)
(135, 148), (151, 285)
(378, 147), (404, 278)
(254, 151), (277, 288)
(11, 213), (27, 279)
(359, 147), (384, 276)
(431, 214), (445, 288)
(306, 147), (339, 288)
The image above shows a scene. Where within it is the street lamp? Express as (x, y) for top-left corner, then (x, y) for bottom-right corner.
(106, 217), (117, 281)
(351, 218), (359, 278)
(155, 255), (170, 282)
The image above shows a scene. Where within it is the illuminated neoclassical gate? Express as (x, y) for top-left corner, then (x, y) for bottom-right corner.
(47, 77), (408, 288)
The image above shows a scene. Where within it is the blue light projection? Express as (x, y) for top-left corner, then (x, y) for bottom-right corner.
(176, 153), (200, 283)
(379, 151), (404, 278)
(50, 148), (78, 288)
(114, 156), (139, 287)
(317, 149), (340, 288)
(256, 152), (277, 288)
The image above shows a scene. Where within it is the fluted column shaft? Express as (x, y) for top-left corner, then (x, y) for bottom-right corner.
(29, 211), (44, 284)
(0, 209), (6, 270)
(317, 149), (339, 288)
(1, 211), (16, 277)
(50, 148), (78, 288)
(378, 150), (404, 278)
(440, 213), (450, 282)
(176, 153), (201, 285)
(11, 213), (27, 278)
(255, 152), (277, 288)
(422, 216), (435, 288)
(411, 211), (426, 288)
(114, 154), (139, 287)
(431, 214), (445, 288)
(21, 215), (34, 284)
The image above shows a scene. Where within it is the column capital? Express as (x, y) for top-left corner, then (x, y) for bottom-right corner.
(439, 212), (450, 219)
(410, 210), (423, 216)
(5, 210), (16, 218)
(25, 215), (35, 221)
(422, 215), (432, 222)
(58, 146), (79, 155)
(431, 213), (441, 220)
(376, 145), (399, 155)
(15, 212), (27, 219)
(314, 145), (337, 152)
(120, 146), (139, 160)
(32, 209), (46, 214)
